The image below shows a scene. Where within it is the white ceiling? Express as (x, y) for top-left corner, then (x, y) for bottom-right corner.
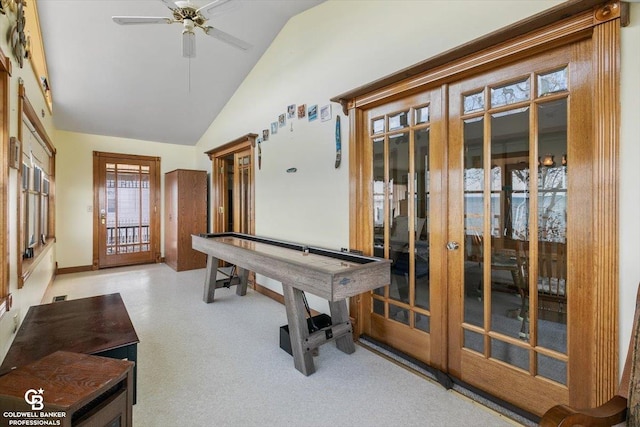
(36, 0), (324, 146)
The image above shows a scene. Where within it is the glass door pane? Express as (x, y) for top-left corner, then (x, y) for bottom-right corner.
(234, 150), (252, 234)
(389, 131), (410, 323)
(114, 163), (145, 254)
(414, 126), (430, 332)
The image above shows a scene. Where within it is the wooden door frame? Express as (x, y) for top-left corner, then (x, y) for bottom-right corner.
(0, 48), (9, 306)
(92, 151), (161, 269)
(205, 133), (257, 235)
(336, 1), (625, 414)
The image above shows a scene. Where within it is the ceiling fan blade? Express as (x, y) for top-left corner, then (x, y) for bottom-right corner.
(112, 16), (173, 25)
(204, 26), (252, 51)
(159, 0), (178, 11)
(183, 31), (196, 58)
(197, 0), (237, 20)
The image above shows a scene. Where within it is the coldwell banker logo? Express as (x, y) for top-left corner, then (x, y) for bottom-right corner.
(24, 389), (44, 410)
(1, 388), (66, 425)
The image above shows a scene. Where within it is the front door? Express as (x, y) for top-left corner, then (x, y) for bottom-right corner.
(93, 152), (161, 269)
(363, 40), (596, 415)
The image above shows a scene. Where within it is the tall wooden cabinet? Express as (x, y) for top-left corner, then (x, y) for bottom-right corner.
(164, 169), (207, 271)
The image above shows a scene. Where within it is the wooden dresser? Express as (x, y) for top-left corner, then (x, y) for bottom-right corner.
(164, 169), (208, 271)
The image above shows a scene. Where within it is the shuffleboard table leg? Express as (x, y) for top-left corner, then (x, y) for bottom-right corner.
(203, 255), (219, 303)
(282, 283), (315, 376)
(236, 267), (249, 296)
(329, 300), (356, 354)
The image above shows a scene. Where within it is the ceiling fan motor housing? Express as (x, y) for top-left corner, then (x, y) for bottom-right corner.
(172, 3), (207, 27)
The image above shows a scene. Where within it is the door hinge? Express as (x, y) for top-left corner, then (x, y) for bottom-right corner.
(218, 206), (224, 214)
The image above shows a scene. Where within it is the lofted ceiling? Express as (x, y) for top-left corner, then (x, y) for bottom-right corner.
(36, 0), (324, 146)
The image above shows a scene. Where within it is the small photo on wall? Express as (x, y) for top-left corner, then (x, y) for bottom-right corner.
(278, 114), (286, 128)
(297, 104), (306, 119)
(308, 105), (318, 122)
(287, 104), (296, 119)
(271, 122), (278, 134)
(262, 129), (269, 141)
(320, 104), (331, 122)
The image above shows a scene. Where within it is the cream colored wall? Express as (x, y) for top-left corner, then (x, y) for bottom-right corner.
(54, 130), (199, 269)
(618, 3), (640, 374)
(0, 7), (57, 359)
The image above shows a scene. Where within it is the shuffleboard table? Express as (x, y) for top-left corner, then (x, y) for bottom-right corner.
(192, 232), (391, 376)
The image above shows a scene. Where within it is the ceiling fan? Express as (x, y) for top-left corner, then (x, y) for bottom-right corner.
(112, 0), (252, 58)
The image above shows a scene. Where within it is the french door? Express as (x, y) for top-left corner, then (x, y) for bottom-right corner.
(361, 41), (598, 415)
(363, 89), (447, 370)
(233, 149), (253, 234)
(93, 152), (161, 268)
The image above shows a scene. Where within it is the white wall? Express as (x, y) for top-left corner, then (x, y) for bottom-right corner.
(54, 130), (199, 269)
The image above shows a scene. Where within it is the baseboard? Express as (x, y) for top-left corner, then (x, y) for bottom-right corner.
(56, 265), (93, 275)
(358, 335), (538, 426)
(253, 282), (285, 306)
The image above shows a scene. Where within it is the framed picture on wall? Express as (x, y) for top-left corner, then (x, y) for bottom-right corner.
(9, 137), (20, 169)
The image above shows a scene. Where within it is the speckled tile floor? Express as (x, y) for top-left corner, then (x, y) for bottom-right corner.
(48, 263), (520, 427)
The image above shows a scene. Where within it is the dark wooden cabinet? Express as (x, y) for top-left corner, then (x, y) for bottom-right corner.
(0, 351), (134, 427)
(164, 169), (207, 271)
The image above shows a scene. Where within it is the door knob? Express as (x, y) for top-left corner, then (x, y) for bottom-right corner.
(446, 241), (460, 250)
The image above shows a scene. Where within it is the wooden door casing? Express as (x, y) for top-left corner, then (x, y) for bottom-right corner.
(206, 134), (257, 235)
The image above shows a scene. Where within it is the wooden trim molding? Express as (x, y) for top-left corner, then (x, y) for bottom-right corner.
(0, 47), (9, 303)
(18, 82), (55, 155)
(16, 81), (56, 289)
(330, 0), (628, 115)
(0, 46), (11, 77)
(591, 15), (621, 407)
(56, 265), (93, 275)
(205, 133), (258, 160)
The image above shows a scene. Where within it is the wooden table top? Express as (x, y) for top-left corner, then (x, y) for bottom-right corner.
(212, 235), (370, 273)
(0, 351), (133, 411)
(0, 293), (139, 374)
(193, 233), (391, 301)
